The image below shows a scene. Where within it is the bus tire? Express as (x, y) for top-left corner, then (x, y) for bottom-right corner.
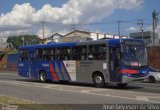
(92, 72), (105, 88)
(149, 76), (156, 83)
(39, 71), (47, 83)
(117, 83), (127, 88)
(60, 80), (69, 84)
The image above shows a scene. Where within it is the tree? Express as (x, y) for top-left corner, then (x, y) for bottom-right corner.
(7, 35), (41, 49)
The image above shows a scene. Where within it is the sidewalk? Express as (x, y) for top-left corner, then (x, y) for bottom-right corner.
(0, 69), (17, 74)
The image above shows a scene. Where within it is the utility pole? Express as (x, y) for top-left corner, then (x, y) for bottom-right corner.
(72, 24), (76, 31)
(72, 24), (77, 41)
(0, 38), (2, 49)
(72, 24), (77, 36)
(22, 34), (25, 46)
(152, 10), (159, 46)
(137, 19), (144, 40)
(20, 32), (25, 46)
(41, 21), (46, 44)
(117, 20), (121, 39)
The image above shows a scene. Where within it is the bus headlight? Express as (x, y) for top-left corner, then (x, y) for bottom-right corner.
(157, 74), (160, 78)
(127, 74), (131, 77)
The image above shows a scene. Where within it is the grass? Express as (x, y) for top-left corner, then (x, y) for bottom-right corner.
(0, 96), (72, 110)
(0, 95), (34, 104)
(7, 50), (18, 54)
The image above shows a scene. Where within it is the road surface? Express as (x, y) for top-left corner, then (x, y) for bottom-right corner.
(0, 72), (160, 106)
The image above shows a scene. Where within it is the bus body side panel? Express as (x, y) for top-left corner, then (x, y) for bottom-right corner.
(50, 61), (63, 81)
(29, 50), (37, 79)
(63, 60), (76, 81)
(18, 60), (29, 78)
(18, 49), (29, 78)
(76, 61), (109, 83)
(56, 60), (71, 81)
(33, 61), (59, 81)
(34, 60), (72, 81)
(34, 61), (53, 80)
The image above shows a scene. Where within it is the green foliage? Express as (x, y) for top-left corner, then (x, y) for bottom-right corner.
(8, 49), (18, 54)
(7, 35), (41, 49)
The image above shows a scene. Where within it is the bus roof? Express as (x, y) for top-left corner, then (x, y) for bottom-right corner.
(19, 42), (77, 49)
(19, 38), (143, 50)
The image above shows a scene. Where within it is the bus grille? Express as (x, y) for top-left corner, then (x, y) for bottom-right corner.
(131, 74), (146, 78)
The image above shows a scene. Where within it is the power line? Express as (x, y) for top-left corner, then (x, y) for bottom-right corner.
(70, 20), (152, 27)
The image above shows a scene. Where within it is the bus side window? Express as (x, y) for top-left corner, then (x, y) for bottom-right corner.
(55, 48), (60, 60)
(36, 49), (42, 61)
(42, 48), (55, 61)
(60, 47), (71, 60)
(95, 44), (106, 60)
(71, 47), (77, 60)
(115, 48), (120, 70)
(88, 45), (94, 60)
(88, 44), (106, 60)
(55, 47), (71, 61)
(19, 49), (28, 62)
(71, 46), (87, 60)
(81, 46), (87, 60)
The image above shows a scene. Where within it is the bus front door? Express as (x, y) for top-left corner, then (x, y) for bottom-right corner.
(109, 47), (121, 82)
(29, 51), (35, 78)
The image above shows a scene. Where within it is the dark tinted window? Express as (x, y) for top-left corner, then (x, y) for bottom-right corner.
(42, 48), (55, 61)
(36, 49), (43, 61)
(55, 47), (71, 60)
(88, 44), (106, 60)
(72, 46), (87, 60)
(19, 49), (28, 61)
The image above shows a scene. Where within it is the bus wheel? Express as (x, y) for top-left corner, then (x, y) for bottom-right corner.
(39, 71), (47, 83)
(149, 76), (156, 83)
(117, 83), (127, 88)
(93, 73), (105, 88)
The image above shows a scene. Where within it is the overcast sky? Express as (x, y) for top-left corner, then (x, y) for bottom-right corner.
(0, 0), (160, 39)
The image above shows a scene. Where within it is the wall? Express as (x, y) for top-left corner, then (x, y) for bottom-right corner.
(147, 46), (160, 69)
(65, 32), (90, 38)
(6, 53), (18, 70)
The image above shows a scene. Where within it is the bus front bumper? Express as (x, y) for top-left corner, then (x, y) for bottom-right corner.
(121, 75), (148, 83)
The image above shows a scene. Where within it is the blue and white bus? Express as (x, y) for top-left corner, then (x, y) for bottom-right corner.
(18, 39), (149, 87)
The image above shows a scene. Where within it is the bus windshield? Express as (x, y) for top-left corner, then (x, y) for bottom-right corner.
(122, 43), (147, 67)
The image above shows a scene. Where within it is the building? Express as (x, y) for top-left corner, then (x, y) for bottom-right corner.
(62, 30), (91, 42)
(45, 30), (128, 43)
(44, 33), (63, 43)
(61, 30), (127, 42)
(130, 31), (159, 46)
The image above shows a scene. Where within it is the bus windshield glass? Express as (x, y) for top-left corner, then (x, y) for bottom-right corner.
(122, 40), (147, 67)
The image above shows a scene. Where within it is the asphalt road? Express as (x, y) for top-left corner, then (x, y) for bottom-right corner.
(0, 72), (160, 106)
